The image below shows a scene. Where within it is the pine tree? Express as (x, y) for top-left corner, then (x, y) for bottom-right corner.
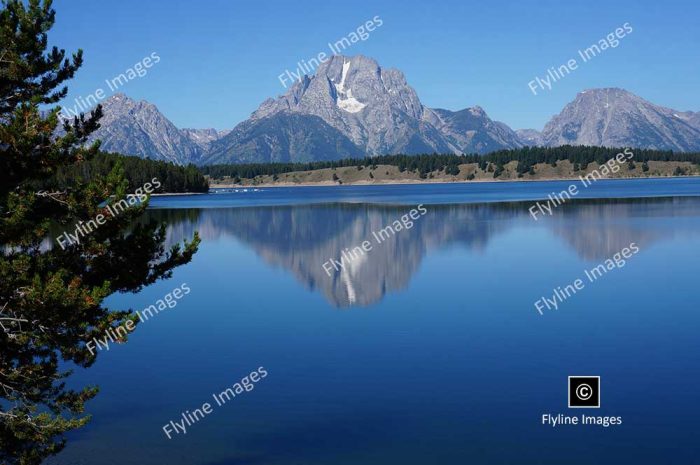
(0, 1), (199, 463)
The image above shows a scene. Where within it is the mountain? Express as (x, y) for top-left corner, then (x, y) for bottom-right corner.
(677, 111), (700, 131)
(540, 88), (700, 152)
(516, 128), (543, 146)
(431, 106), (524, 154)
(690, 113), (700, 129)
(204, 55), (520, 164)
(88, 94), (201, 164)
(83, 67), (700, 165)
(88, 94), (226, 165)
(205, 112), (364, 164)
(181, 128), (230, 151)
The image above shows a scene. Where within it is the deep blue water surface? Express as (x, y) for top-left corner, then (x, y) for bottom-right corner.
(49, 179), (700, 465)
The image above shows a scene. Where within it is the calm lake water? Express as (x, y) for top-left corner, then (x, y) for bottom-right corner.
(49, 178), (700, 465)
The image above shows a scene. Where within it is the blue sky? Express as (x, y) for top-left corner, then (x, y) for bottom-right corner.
(51, 0), (699, 131)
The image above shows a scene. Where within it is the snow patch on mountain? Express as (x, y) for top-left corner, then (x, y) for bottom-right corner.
(334, 61), (366, 113)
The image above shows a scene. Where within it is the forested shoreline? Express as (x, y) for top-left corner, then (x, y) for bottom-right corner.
(199, 146), (700, 180)
(42, 146), (700, 192)
(45, 152), (209, 193)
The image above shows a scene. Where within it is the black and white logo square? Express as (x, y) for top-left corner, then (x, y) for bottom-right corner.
(568, 376), (600, 408)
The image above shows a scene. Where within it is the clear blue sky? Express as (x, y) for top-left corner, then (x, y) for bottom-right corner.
(51, 0), (699, 131)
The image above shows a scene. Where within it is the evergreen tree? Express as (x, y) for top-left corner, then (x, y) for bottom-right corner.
(493, 164), (504, 178)
(0, 1), (199, 463)
(445, 163), (460, 175)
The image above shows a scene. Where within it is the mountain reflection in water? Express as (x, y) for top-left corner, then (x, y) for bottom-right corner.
(145, 198), (700, 307)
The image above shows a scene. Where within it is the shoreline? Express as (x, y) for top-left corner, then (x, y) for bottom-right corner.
(150, 192), (208, 196)
(209, 174), (700, 190)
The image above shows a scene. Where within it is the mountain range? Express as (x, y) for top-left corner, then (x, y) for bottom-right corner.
(86, 55), (700, 165)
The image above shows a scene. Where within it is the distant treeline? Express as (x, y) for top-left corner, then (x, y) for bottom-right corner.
(47, 152), (209, 192)
(199, 146), (700, 179)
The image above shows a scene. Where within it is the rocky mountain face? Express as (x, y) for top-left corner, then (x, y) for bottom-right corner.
(431, 106), (524, 154)
(690, 113), (700, 129)
(516, 129), (544, 146)
(205, 112), (364, 164)
(89, 94), (225, 165)
(181, 128), (230, 151)
(205, 55), (520, 164)
(540, 88), (700, 152)
(678, 111), (700, 131)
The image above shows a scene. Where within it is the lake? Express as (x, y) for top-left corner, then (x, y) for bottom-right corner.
(48, 178), (700, 464)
